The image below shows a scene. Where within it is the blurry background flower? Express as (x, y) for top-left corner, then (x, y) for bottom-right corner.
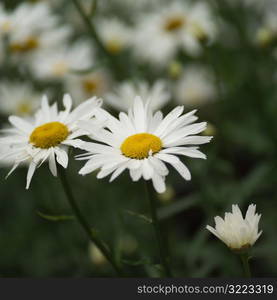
(66, 70), (111, 105)
(105, 80), (170, 111)
(96, 18), (132, 55)
(0, 81), (40, 116)
(132, 1), (218, 67)
(174, 65), (217, 107)
(30, 40), (94, 81)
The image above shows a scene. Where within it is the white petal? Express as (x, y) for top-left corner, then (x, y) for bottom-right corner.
(8, 116), (33, 134)
(26, 161), (37, 189)
(55, 147), (68, 168)
(48, 148), (57, 176)
(151, 174), (166, 193)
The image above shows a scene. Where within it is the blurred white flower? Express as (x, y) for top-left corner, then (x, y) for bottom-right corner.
(77, 97), (211, 193)
(206, 204), (262, 251)
(0, 94), (102, 189)
(175, 65), (216, 107)
(0, 3), (61, 56)
(0, 82), (40, 116)
(255, 10), (277, 47)
(133, 1), (217, 66)
(105, 80), (170, 111)
(31, 40), (94, 80)
(65, 70), (111, 105)
(96, 18), (132, 54)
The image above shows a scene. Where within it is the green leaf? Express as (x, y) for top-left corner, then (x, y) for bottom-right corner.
(36, 211), (75, 222)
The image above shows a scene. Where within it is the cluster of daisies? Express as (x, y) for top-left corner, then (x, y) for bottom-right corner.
(0, 0), (264, 257)
(0, 92), (262, 253)
(0, 94), (211, 192)
(0, 1), (218, 119)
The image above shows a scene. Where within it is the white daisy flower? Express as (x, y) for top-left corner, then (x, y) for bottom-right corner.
(175, 65), (216, 107)
(96, 18), (132, 55)
(31, 40), (94, 80)
(0, 3), (60, 55)
(0, 81), (40, 116)
(65, 70), (111, 105)
(0, 94), (102, 189)
(77, 97), (212, 193)
(133, 1), (217, 66)
(105, 80), (170, 112)
(206, 204), (262, 251)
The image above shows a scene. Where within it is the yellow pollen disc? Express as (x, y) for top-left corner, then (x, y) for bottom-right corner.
(164, 16), (185, 32)
(10, 37), (39, 53)
(17, 102), (32, 115)
(121, 133), (162, 159)
(82, 79), (99, 94)
(29, 122), (69, 149)
(106, 39), (123, 54)
(52, 62), (68, 76)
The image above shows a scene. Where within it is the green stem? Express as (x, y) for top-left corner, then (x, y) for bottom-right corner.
(58, 167), (124, 276)
(240, 253), (251, 278)
(71, 0), (125, 79)
(145, 181), (172, 277)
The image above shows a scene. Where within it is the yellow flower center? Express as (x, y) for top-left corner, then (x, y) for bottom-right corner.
(17, 102), (32, 115)
(189, 22), (207, 43)
(121, 133), (162, 159)
(82, 79), (99, 94)
(106, 39), (123, 54)
(29, 122), (69, 149)
(2, 21), (11, 33)
(52, 61), (68, 76)
(164, 16), (185, 32)
(10, 37), (39, 53)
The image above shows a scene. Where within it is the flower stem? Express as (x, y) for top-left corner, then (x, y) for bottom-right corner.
(58, 166), (124, 276)
(72, 0), (107, 54)
(240, 253), (251, 278)
(71, 0), (124, 74)
(145, 181), (172, 277)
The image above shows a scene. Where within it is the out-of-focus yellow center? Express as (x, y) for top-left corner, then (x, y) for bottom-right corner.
(189, 22), (207, 42)
(52, 61), (68, 76)
(29, 122), (69, 149)
(106, 39), (123, 54)
(164, 16), (185, 32)
(10, 37), (39, 53)
(121, 133), (162, 159)
(82, 79), (99, 94)
(17, 102), (32, 115)
(2, 21), (11, 33)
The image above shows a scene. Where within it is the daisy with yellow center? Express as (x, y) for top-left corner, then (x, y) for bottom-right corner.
(133, 2), (217, 66)
(0, 81), (40, 117)
(77, 96), (212, 193)
(105, 80), (170, 112)
(0, 94), (103, 189)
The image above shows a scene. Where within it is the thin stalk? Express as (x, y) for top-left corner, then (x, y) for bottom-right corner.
(58, 166), (124, 276)
(240, 253), (251, 278)
(71, 0), (125, 79)
(145, 181), (172, 277)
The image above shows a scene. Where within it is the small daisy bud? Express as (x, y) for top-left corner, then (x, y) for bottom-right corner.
(206, 204), (262, 252)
